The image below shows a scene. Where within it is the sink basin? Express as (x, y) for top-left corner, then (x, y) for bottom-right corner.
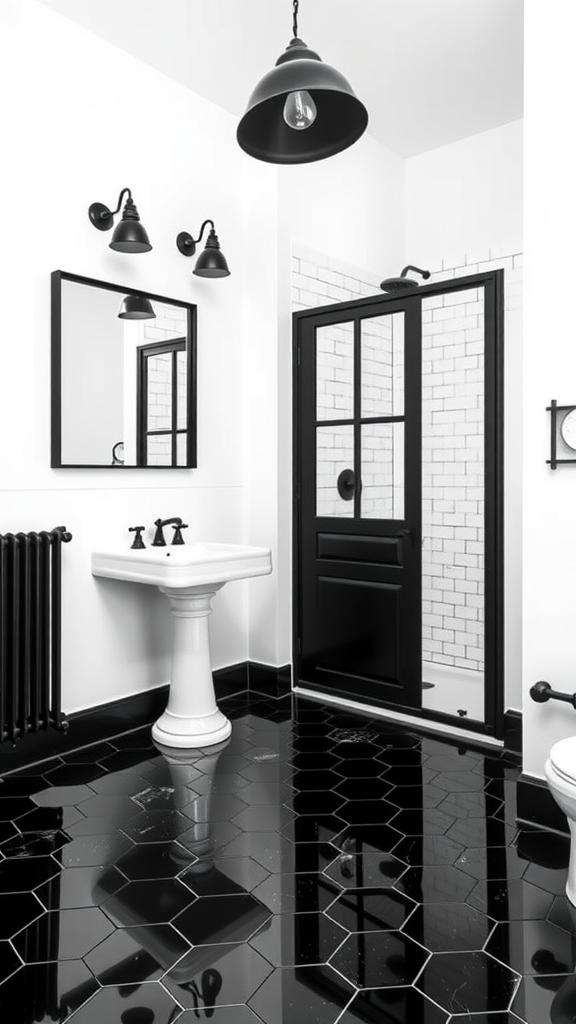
(91, 541), (272, 748)
(91, 541), (272, 588)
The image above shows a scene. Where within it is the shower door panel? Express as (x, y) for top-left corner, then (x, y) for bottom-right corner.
(296, 298), (422, 710)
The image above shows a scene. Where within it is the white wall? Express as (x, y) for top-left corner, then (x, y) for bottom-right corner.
(522, 1), (576, 778)
(0, 0), (274, 712)
(405, 120), (523, 264)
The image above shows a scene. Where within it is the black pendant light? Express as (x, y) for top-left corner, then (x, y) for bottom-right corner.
(88, 187), (152, 253)
(118, 294), (156, 319)
(176, 220), (230, 278)
(237, 0), (368, 165)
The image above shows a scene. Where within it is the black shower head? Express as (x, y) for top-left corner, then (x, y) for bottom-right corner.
(380, 265), (431, 292)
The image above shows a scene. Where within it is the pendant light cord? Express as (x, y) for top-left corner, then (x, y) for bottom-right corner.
(292, 0), (299, 39)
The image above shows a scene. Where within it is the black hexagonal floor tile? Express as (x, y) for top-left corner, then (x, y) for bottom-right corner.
(44, 763), (104, 785)
(59, 980), (180, 1024)
(0, 821), (17, 846)
(177, 1006), (264, 1024)
(116, 840), (194, 880)
(164, 941), (273, 1007)
(64, 742), (116, 763)
(416, 951), (520, 1015)
(390, 833), (464, 866)
(0, 941), (21, 984)
(223, 832), (335, 874)
(102, 877), (196, 927)
(334, 778), (393, 801)
(37, 865), (126, 910)
(390, 807), (456, 836)
(1, 829), (70, 858)
(88, 772), (149, 795)
(281, 813), (347, 843)
(336, 799), (400, 826)
(249, 911), (347, 966)
(13, 906), (115, 961)
(436, 791), (503, 820)
(485, 919), (575, 975)
(330, 929), (428, 988)
(522, 861), (569, 896)
(31, 785), (94, 807)
(512, 973), (576, 1024)
(376, 747), (429, 767)
(381, 766), (438, 787)
(0, 775), (51, 797)
(17, 805), (84, 833)
(402, 901), (495, 952)
(240, 761), (287, 782)
(423, 753), (479, 773)
(248, 964), (354, 1024)
(433, 771), (488, 793)
(466, 878), (555, 921)
(387, 783), (447, 810)
(394, 864), (476, 903)
(0, 959), (98, 1022)
(445, 816), (517, 848)
(180, 856), (269, 896)
(333, 823), (404, 855)
(232, 804), (296, 832)
(174, 892), (270, 944)
(56, 832), (133, 868)
(325, 887), (416, 932)
(252, 871), (341, 914)
(0, 797), (35, 820)
(323, 851), (405, 889)
(338, 987), (448, 1023)
(290, 791), (344, 815)
(122, 809), (191, 842)
(0, 892), (44, 938)
(288, 770), (342, 793)
(0, 855), (61, 892)
(454, 844), (530, 881)
(333, 758), (385, 779)
(84, 922), (190, 984)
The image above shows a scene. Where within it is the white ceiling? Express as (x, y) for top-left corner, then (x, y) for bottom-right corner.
(39, 0), (523, 157)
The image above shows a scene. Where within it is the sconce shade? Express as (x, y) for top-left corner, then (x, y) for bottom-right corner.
(89, 190), (152, 253)
(110, 217), (152, 254)
(118, 294), (156, 320)
(237, 38), (368, 164)
(177, 224), (230, 278)
(193, 232), (230, 278)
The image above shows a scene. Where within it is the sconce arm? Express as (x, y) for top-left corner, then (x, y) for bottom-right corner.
(109, 187), (133, 216)
(176, 220), (217, 257)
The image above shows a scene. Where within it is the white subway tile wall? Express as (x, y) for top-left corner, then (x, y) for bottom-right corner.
(292, 244), (523, 680)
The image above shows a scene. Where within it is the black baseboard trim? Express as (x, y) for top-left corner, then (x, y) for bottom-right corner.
(248, 663), (292, 697)
(503, 709), (522, 754)
(0, 662), (249, 777)
(517, 773), (569, 835)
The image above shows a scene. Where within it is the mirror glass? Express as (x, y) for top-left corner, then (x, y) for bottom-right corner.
(52, 272), (197, 468)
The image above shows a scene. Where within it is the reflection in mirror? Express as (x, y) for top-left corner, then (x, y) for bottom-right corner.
(51, 272), (197, 468)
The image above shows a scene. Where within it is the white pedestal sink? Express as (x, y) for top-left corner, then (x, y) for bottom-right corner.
(91, 542), (272, 747)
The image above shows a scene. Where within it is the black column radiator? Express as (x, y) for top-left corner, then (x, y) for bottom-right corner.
(0, 525), (72, 743)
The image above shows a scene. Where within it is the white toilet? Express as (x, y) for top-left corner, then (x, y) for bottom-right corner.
(545, 736), (576, 904)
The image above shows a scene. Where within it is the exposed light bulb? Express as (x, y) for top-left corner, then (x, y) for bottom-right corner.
(283, 90), (317, 130)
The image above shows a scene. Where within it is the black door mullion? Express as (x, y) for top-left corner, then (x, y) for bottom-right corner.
(353, 317), (361, 520)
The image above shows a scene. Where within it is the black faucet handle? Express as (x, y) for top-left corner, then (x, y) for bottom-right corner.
(128, 526), (146, 549)
(172, 523), (189, 545)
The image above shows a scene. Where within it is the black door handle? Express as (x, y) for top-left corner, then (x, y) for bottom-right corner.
(337, 469), (356, 501)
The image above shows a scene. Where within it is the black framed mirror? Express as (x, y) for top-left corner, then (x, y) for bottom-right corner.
(51, 271), (197, 468)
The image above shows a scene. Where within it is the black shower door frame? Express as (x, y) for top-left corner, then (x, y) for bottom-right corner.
(293, 269), (505, 738)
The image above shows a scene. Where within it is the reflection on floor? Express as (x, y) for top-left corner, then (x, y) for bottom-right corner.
(0, 690), (571, 1024)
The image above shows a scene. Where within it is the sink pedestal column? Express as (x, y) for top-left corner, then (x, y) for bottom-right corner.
(152, 584), (232, 748)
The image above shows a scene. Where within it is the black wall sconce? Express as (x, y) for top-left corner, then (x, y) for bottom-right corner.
(88, 187), (152, 253)
(237, 0), (368, 164)
(176, 220), (230, 278)
(117, 294), (156, 320)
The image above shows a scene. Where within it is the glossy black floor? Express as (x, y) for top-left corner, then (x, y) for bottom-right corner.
(0, 690), (573, 1024)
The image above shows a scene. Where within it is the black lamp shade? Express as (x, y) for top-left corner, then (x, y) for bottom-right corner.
(237, 39), (368, 164)
(118, 294), (156, 320)
(193, 248), (230, 278)
(110, 218), (152, 253)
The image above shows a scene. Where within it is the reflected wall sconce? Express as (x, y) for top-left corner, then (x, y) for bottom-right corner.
(176, 220), (230, 278)
(117, 294), (156, 320)
(88, 187), (152, 253)
(237, 0), (368, 164)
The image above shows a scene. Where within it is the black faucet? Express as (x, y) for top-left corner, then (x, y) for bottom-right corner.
(152, 517), (184, 547)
